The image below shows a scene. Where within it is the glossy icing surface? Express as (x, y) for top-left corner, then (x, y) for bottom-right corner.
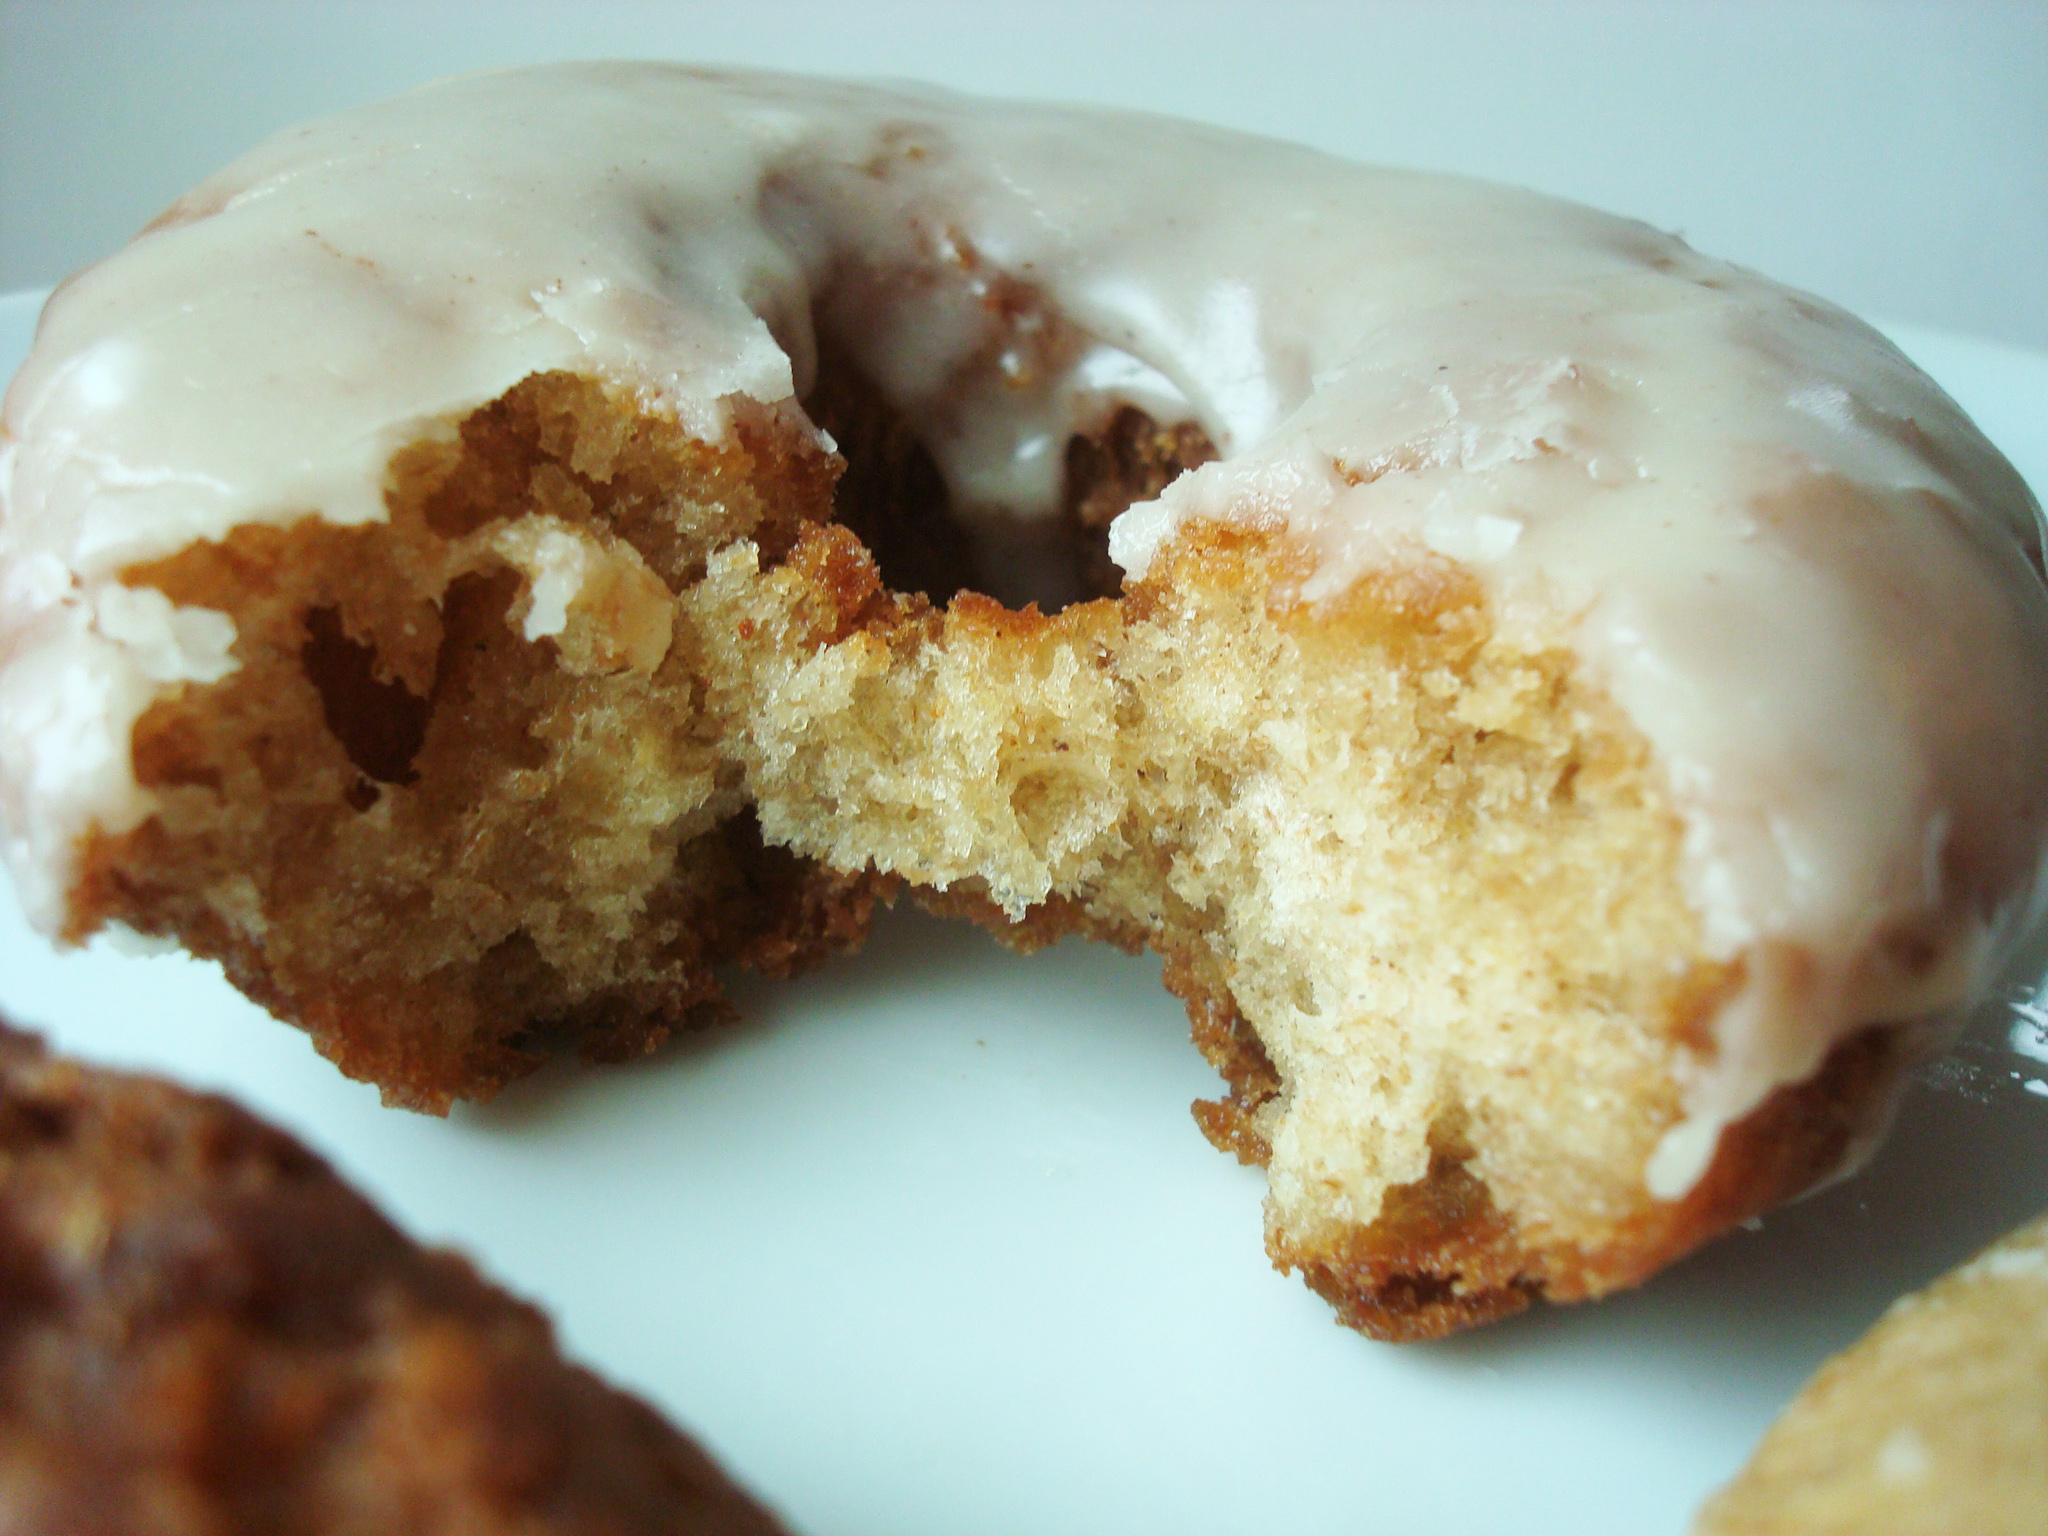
(3, 63), (2045, 1195)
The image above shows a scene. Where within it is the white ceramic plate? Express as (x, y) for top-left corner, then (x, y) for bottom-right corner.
(3, 284), (2047, 1535)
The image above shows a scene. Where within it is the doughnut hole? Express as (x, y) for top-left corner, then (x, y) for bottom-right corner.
(799, 341), (1216, 613)
(800, 340), (985, 608)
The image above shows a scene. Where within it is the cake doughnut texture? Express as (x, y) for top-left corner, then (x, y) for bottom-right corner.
(0, 1026), (787, 1534)
(2, 65), (2046, 1339)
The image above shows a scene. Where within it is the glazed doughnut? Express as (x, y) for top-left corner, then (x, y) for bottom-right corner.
(0, 1025), (786, 1534)
(1695, 1209), (2048, 1535)
(2, 65), (2045, 1339)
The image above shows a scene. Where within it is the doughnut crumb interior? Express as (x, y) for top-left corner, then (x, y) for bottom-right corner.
(5, 64), (2044, 1342)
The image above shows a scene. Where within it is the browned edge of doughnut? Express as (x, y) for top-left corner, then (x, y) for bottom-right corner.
(72, 808), (896, 1113)
(1181, 988), (1915, 1342)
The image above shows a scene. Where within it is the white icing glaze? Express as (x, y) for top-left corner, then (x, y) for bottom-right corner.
(4, 63), (2046, 1195)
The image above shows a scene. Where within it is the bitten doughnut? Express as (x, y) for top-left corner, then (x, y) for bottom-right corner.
(0, 1025), (786, 1534)
(1695, 1209), (2048, 1535)
(2, 65), (2045, 1339)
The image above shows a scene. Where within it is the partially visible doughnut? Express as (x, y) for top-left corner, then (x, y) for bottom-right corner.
(1695, 1210), (2048, 1535)
(0, 1024), (786, 1534)
(3, 65), (2045, 1338)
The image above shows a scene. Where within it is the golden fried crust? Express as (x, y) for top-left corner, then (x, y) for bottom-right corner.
(1268, 1025), (1915, 1341)
(1164, 932), (1915, 1340)
(0, 1026), (787, 1535)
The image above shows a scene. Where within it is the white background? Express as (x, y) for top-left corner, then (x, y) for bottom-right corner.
(3, 0), (2046, 350)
